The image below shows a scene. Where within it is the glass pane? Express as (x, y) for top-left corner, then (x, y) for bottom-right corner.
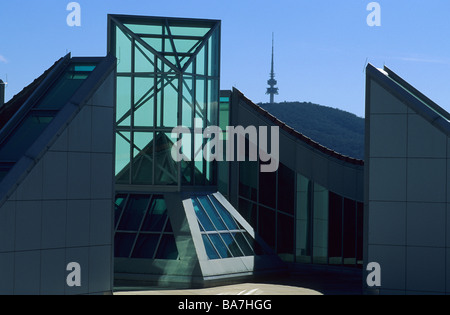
(192, 198), (215, 231)
(328, 192), (343, 265)
(209, 234), (232, 258)
(296, 174), (312, 263)
(196, 46), (206, 75)
(238, 198), (257, 229)
(36, 68), (89, 110)
(114, 232), (136, 258)
(243, 232), (265, 256)
(234, 233), (254, 256)
(182, 77), (194, 128)
(343, 198), (356, 264)
(259, 206), (276, 249)
(197, 196), (227, 230)
(141, 196), (168, 232)
(0, 114), (54, 162)
(239, 161), (258, 201)
(356, 202), (364, 265)
(207, 80), (219, 126)
(116, 27), (132, 73)
(135, 77), (155, 127)
(277, 213), (294, 262)
(208, 29), (219, 77)
(313, 183), (328, 264)
(117, 76), (131, 126)
(259, 168), (276, 209)
(195, 79), (206, 122)
(221, 233), (244, 257)
(114, 194), (128, 229)
(210, 196), (239, 230)
(162, 77), (178, 128)
(169, 26), (211, 37)
(131, 234), (160, 259)
(202, 234), (220, 260)
(154, 132), (178, 185)
(155, 234), (179, 260)
(117, 194), (150, 231)
(277, 163), (295, 215)
(115, 132), (130, 181)
(135, 41), (155, 73)
(125, 23), (163, 35)
(143, 38), (163, 53)
(219, 97), (230, 132)
(132, 132), (154, 185)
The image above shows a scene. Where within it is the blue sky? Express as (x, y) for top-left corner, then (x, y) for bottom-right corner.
(1, 0), (450, 118)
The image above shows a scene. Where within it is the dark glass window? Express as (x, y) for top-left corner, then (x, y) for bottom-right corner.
(356, 202), (364, 266)
(118, 194), (150, 231)
(131, 234), (160, 259)
(258, 205), (276, 249)
(343, 198), (356, 264)
(238, 198), (257, 229)
(277, 212), (294, 261)
(259, 167), (276, 209)
(140, 196), (168, 232)
(114, 232), (136, 258)
(156, 234), (179, 260)
(328, 192), (343, 264)
(239, 160), (258, 202)
(277, 163), (295, 215)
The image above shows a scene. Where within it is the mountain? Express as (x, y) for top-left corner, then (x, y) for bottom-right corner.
(259, 101), (365, 160)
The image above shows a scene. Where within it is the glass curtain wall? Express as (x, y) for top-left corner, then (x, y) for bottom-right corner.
(109, 16), (220, 187)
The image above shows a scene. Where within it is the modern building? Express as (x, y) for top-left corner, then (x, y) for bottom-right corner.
(2, 13), (447, 295)
(0, 54), (116, 295)
(365, 64), (450, 295)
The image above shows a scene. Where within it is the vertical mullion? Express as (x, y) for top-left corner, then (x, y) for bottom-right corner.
(128, 195), (154, 258)
(129, 38), (136, 185)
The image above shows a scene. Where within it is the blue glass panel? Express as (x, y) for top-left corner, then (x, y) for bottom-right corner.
(209, 234), (232, 258)
(221, 233), (244, 257)
(210, 196), (239, 230)
(192, 198), (214, 231)
(117, 194), (150, 231)
(202, 234), (220, 260)
(243, 232), (265, 256)
(131, 234), (159, 259)
(197, 196), (227, 230)
(155, 234), (179, 260)
(114, 232), (136, 258)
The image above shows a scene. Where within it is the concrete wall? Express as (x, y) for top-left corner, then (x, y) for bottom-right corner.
(365, 71), (450, 294)
(0, 72), (115, 295)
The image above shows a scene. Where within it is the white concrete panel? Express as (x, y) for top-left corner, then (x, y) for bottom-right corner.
(408, 114), (447, 158)
(40, 249), (66, 295)
(67, 152), (91, 199)
(370, 114), (407, 158)
(42, 151), (68, 200)
(368, 201), (406, 246)
(369, 158), (406, 202)
(406, 246), (445, 293)
(367, 244), (406, 290)
(370, 80), (407, 114)
(407, 202), (446, 247)
(41, 200), (67, 249)
(68, 105), (92, 152)
(0, 201), (15, 253)
(90, 199), (112, 246)
(407, 158), (446, 203)
(16, 160), (43, 201)
(66, 200), (90, 247)
(14, 251), (41, 295)
(15, 201), (42, 251)
(88, 245), (112, 293)
(0, 252), (14, 294)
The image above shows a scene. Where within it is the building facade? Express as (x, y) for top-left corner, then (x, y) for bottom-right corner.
(365, 64), (450, 294)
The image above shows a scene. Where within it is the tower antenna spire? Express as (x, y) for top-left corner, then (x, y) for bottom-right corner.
(266, 33), (279, 104)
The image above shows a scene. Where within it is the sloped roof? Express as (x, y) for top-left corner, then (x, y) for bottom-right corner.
(230, 88), (365, 166)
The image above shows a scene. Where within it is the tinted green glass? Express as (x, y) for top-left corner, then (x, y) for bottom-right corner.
(116, 26), (132, 73)
(162, 77), (178, 127)
(209, 234), (232, 258)
(198, 196), (227, 230)
(210, 196), (239, 230)
(115, 131), (130, 179)
(134, 77), (154, 127)
(135, 42), (155, 73)
(116, 76), (131, 126)
(221, 233), (244, 257)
